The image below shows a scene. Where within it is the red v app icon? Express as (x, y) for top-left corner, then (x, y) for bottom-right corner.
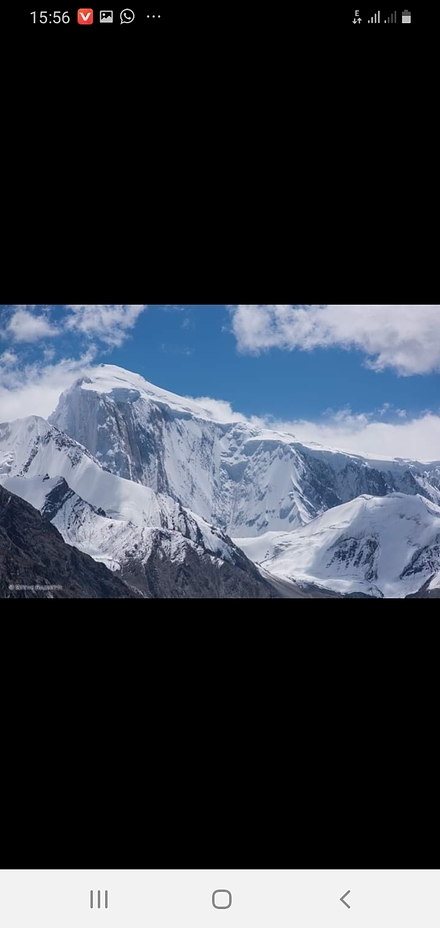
(77, 8), (94, 24)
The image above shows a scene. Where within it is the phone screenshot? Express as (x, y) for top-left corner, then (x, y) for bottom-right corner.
(0, 8), (435, 927)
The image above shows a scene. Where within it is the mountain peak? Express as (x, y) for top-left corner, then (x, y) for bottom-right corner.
(238, 491), (440, 598)
(55, 364), (223, 421)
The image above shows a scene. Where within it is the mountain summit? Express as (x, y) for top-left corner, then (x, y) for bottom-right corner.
(50, 365), (440, 538)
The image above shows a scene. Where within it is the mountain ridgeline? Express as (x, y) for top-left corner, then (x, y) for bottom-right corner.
(1, 364), (439, 598)
(50, 368), (440, 537)
(0, 484), (141, 599)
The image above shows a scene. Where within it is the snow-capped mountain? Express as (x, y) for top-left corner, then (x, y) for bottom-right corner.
(0, 416), (218, 544)
(0, 484), (140, 600)
(0, 417), (277, 598)
(3, 364), (440, 599)
(236, 493), (440, 598)
(50, 365), (440, 537)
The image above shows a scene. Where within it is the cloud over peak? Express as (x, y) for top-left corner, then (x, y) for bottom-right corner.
(230, 304), (440, 375)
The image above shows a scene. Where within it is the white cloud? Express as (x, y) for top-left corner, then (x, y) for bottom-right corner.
(272, 409), (440, 462)
(1, 305), (148, 349)
(64, 305), (147, 347)
(230, 305), (440, 375)
(188, 395), (263, 424)
(187, 393), (440, 461)
(0, 350), (19, 366)
(0, 351), (97, 422)
(379, 402), (391, 416)
(5, 308), (60, 343)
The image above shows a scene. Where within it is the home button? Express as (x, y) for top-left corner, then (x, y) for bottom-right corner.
(212, 890), (232, 909)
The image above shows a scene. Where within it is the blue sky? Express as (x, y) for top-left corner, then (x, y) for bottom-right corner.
(1, 304), (440, 460)
(93, 305), (440, 421)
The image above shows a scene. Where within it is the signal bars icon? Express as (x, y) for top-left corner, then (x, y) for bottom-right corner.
(90, 891), (108, 909)
(367, 10), (404, 22)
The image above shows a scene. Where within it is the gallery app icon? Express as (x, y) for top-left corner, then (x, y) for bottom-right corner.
(77, 8), (94, 24)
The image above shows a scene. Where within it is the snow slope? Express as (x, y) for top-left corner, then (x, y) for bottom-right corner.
(236, 493), (440, 598)
(49, 365), (440, 537)
(0, 417), (261, 577)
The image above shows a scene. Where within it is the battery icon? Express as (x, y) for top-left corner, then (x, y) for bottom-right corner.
(402, 10), (411, 21)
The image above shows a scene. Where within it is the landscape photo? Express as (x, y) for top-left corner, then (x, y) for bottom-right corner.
(1, 304), (439, 599)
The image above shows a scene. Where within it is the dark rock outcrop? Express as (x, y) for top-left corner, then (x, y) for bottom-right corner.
(119, 529), (278, 598)
(0, 486), (141, 599)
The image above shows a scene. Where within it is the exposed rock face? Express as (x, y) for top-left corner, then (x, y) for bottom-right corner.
(406, 576), (440, 598)
(119, 530), (277, 598)
(0, 471), (281, 601)
(0, 485), (141, 599)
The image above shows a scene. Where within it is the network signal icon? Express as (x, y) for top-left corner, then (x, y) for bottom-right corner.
(384, 11), (397, 21)
(402, 10), (411, 22)
(367, 10), (381, 22)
